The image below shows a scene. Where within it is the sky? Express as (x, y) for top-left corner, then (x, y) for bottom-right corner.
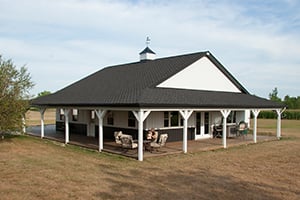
(1, 0), (299, 99)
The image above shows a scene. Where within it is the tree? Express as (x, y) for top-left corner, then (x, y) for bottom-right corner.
(37, 90), (51, 97)
(268, 87), (281, 102)
(0, 55), (34, 135)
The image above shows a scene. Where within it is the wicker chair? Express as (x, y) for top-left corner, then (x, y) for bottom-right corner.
(150, 133), (168, 151)
(120, 134), (138, 151)
(114, 131), (123, 145)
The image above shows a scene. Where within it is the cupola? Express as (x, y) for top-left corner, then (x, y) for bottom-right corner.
(139, 37), (156, 61)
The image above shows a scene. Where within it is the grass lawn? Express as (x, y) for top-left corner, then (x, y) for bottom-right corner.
(0, 114), (299, 199)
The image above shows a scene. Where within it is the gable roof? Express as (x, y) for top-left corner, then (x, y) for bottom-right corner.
(31, 51), (283, 109)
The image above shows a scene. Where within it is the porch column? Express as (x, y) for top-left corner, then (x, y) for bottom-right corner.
(64, 109), (70, 144)
(95, 109), (107, 152)
(251, 109), (260, 143)
(220, 110), (231, 148)
(276, 108), (285, 139)
(132, 110), (151, 161)
(179, 110), (193, 153)
(40, 108), (46, 138)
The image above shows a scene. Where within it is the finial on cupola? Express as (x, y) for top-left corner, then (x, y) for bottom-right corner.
(139, 36), (156, 61)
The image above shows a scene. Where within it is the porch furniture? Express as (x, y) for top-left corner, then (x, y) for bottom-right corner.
(237, 121), (248, 137)
(120, 134), (138, 150)
(227, 123), (238, 137)
(147, 129), (158, 143)
(114, 131), (123, 145)
(150, 133), (168, 151)
(213, 125), (222, 138)
(143, 140), (152, 152)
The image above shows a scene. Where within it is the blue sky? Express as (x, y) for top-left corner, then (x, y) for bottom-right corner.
(1, 0), (299, 98)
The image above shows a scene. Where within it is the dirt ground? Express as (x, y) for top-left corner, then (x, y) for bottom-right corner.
(0, 113), (299, 199)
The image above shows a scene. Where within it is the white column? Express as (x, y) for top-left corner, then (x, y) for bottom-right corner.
(22, 115), (26, 134)
(179, 110), (193, 153)
(95, 109), (107, 152)
(220, 110), (231, 148)
(276, 108), (285, 139)
(251, 109), (260, 143)
(64, 109), (70, 144)
(40, 108), (46, 138)
(132, 110), (151, 161)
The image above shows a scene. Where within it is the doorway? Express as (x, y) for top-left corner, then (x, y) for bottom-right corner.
(195, 112), (211, 139)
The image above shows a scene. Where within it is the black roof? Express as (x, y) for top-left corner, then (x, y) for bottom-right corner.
(139, 46), (156, 55)
(32, 51), (283, 109)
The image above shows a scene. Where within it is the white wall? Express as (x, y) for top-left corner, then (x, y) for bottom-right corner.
(157, 56), (241, 93)
(56, 109), (251, 133)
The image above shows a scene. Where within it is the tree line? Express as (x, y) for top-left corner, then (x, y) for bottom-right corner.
(259, 88), (300, 120)
(269, 87), (300, 109)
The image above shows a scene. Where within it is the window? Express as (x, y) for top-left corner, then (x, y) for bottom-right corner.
(170, 111), (179, 127)
(107, 111), (114, 125)
(164, 112), (169, 127)
(164, 111), (182, 127)
(227, 111), (236, 123)
(128, 112), (136, 127)
(59, 109), (65, 121)
(72, 109), (78, 121)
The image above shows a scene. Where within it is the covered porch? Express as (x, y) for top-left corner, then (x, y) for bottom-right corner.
(34, 106), (285, 161)
(26, 124), (278, 159)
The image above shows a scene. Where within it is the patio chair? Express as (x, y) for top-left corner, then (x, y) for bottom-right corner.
(150, 133), (168, 151)
(120, 134), (138, 151)
(237, 121), (248, 137)
(213, 124), (222, 138)
(147, 130), (158, 143)
(114, 131), (123, 145)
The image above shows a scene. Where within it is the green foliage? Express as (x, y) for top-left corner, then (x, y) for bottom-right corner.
(37, 90), (51, 97)
(0, 55), (34, 134)
(258, 110), (300, 120)
(268, 87), (281, 102)
(283, 95), (300, 109)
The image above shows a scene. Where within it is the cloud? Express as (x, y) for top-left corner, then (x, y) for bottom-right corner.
(0, 0), (299, 98)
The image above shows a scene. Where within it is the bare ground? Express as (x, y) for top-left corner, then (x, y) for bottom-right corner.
(0, 113), (299, 199)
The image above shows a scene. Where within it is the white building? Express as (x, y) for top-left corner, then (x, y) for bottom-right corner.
(32, 47), (284, 161)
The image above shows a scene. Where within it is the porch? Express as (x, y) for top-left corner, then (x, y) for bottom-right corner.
(26, 125), (277, 159)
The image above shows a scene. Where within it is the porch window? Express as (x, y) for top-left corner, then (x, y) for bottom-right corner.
(164, 111), (183, 127)
(72, 109), (78, 121)
(128, 112), (136, 127)
(164, 112), (169, 127)
(59, 109), (65, 121)
(107, 111), (114, 125)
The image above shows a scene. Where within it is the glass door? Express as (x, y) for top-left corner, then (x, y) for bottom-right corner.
(195, 112), (211, 139)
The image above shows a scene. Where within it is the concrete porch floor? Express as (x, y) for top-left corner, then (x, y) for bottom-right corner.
(26, 125), (277, 159)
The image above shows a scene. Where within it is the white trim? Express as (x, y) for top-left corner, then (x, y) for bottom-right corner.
(42, 106), (282, 112)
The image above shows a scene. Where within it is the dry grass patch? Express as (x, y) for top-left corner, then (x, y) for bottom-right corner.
(1, 118), (299, 199)
(25, 109), (56, 126)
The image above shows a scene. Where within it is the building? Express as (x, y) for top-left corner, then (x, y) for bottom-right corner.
(31, 47), (284, 161)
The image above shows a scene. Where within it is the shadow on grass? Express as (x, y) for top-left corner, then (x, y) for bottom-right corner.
(92, 164), (289, 200)
(0, 133), (26, 143)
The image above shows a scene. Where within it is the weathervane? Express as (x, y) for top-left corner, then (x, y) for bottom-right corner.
(146, 36), (151, 46)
